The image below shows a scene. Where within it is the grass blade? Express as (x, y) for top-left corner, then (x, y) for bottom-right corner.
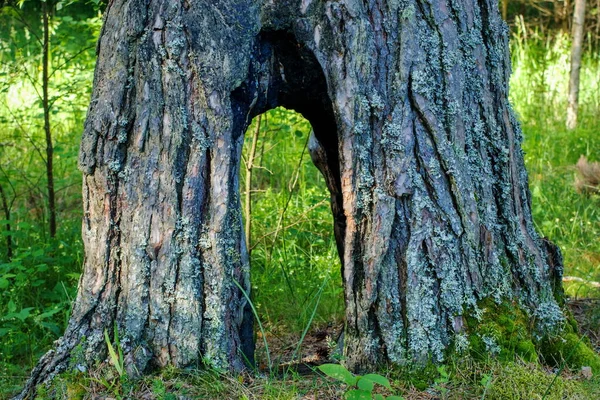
(232, 278), (272, 375)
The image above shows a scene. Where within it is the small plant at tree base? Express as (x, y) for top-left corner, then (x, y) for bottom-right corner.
(317, 363), (404, 400)
(432, 365), (450, 398)
(104, 327), (125, 377)
(480, 372), (492, 400)
(87, 327), (132, 398)
(151, 378), (178, 400)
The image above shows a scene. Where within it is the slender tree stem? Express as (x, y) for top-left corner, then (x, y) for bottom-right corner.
(596, 0), (600, 50)
(567, 0), (586, 130)
(244, 114), (261, 255)
(42, 0), (56, 237)
(564, 0), (572, 31)
(270, 133), (310, 249)
(0, 182), (12, 260)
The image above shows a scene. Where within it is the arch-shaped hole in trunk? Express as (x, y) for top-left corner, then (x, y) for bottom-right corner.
(240, 107), (344, 371)
(231, 30), (346, 370)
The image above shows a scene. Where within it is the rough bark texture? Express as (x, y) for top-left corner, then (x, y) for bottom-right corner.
(567, 0), (586, 130)
(18, 0), (565, 397)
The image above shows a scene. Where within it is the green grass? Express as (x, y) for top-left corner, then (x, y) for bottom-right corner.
(10, 356), (598, 399)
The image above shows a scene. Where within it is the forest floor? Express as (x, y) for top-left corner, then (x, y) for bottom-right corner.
(254, 297), (600, 376)
(568, 298), (600, 352)
(8, 297), (594, 400)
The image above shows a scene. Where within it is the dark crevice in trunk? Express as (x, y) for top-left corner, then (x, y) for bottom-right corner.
(108, 169), (124, 346)
(110, 45), (139, 355)
(199, 149), (213, 360)
(367, 302), (384, 361)
(413, 122), (462, 237)
(351, 223), (366, 330)
(394, 198), (411, 341)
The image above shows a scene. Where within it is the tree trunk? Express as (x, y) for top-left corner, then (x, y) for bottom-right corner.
(18, 0), (566, 396)
(564, 0), (572, 31)
(567, 0), (587, 130)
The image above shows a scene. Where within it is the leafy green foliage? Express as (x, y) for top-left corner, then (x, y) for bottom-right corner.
(318, 364), (358, 386)
(0, 230), (81, 359)
(104, 327), (125, 377)
(432, 366), (450, 398)
(318, 363), (402, 400)
(0, 2), (99, 395)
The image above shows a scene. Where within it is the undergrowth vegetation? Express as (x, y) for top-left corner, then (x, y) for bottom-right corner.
(510, 28), (600, 297)
(16, 356), (600, 399)
(0, 3), (99, 395)
(0, 3), (599, 399)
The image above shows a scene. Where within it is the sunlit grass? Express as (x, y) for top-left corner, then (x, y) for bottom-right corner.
(511, 30), (600, 297)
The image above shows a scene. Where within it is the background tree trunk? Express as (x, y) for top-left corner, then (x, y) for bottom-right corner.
(244, 115), (261, 255)
(501, 0), (509, 22)
(567, 0), (587, 130)
(18, 0), (565, 396)
(0, 181), (13, 260)
(564, 0), (572, 31)
(42, 0), (56, 238)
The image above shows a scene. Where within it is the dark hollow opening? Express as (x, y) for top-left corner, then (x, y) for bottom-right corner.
(231, 30), (345, 368)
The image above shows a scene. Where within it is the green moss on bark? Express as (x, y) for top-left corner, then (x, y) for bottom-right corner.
(538, 315), (600, 373)
(465, 300), (538, 363)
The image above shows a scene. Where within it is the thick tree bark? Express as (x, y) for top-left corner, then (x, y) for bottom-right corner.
(18, 0), (565, 397)
(567, 0), (586, 130)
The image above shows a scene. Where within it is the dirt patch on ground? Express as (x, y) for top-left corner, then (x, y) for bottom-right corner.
(568, 298), (600, 353)
(254, 322), (343, 374)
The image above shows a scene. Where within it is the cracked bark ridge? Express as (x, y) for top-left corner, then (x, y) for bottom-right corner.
(18, 0), (565, 397)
